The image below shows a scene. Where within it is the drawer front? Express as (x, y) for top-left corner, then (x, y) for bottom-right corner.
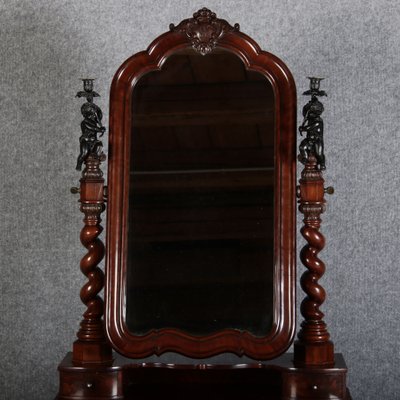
(59, 370), (123, 399)
(283, 371), (347, 399)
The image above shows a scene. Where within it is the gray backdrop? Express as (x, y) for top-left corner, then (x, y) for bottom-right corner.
(1, 1), (399, 399)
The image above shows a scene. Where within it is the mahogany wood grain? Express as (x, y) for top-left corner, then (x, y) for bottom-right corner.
(294, 155), (334, 366)
(105, 13), (297, 360)
(72, 154), (113, 364)
(55, 9), (351, 399)
(57, 352), (351, 400)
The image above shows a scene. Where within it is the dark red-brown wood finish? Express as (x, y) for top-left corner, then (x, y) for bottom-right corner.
(57, 352), (351, 400)
(105, 8), (297, 359)
(56, 9), (351, 400)
(294, 155), (334, 366)
(72, 154), (113, 364)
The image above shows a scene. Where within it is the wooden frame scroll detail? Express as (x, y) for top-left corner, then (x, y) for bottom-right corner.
(105, 9), (297, 360)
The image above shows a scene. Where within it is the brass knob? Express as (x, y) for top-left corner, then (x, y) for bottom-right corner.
(70, 187), (80, 194)
(103, 186), (108, 201)
(324, 186), (334, 195)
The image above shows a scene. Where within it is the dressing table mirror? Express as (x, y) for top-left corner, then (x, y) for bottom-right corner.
(56, 8), (351, 400)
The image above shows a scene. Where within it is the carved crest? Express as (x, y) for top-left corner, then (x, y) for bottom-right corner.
(170, 8), (240, 55)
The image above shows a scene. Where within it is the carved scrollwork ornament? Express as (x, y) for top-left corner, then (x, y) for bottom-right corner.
(170, 8), (240, 55)
(82, 155), (105, 180)
(81, 203), (105, 222)
(301, 161), (323, 181)
(299, 202), (326, 220)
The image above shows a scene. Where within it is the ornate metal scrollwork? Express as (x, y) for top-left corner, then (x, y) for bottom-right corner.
(170, 7), (240, 55)
(75, 79), (106, 171)
(298, 77), (327, 171)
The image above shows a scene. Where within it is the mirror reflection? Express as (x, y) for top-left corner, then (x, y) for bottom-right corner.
(126, 49), (275, 337)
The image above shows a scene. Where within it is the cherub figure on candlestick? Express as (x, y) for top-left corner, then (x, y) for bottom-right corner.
(76, 79), (106, 171)
(298, 77), (327, 171)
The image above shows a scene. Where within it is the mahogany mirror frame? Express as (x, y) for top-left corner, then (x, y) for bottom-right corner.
(105, 15), (297, 360)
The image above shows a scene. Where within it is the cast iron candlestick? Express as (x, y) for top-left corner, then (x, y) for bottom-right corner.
(298, 77), (327, 171)
(71, 79), (112, 364)
(75, 79), (105, 171)
(294, 77), (335, 366)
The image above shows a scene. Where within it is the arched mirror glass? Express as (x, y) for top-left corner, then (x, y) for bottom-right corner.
(106, 12), (296, 359)
(126, 48), (275, 337)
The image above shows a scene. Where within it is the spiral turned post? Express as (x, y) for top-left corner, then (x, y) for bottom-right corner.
(294, 78), (334, 366)
(72, 80), (112, 364)
(76, 158), (106, 342)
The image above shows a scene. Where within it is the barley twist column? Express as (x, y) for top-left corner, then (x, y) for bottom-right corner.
(294, 78), (334, 366)
(72, 79), (112, 364)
